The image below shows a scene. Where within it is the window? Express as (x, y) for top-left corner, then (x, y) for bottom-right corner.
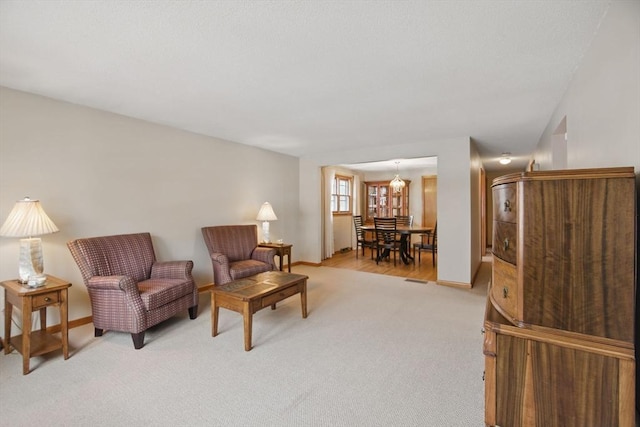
(331, 175), (352, 214)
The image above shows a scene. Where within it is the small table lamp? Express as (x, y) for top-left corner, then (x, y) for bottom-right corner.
(256, 202), (277, 243)
(0, 197), (59, 286)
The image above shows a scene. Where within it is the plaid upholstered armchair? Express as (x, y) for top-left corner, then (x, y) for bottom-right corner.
(201, 225), (276, 285)
(67, 232), (198, 349)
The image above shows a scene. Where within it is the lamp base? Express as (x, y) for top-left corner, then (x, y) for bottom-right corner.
(261, 221), (271, 244)
(27, 275), (47, 287)
(18, 237), (45, 285)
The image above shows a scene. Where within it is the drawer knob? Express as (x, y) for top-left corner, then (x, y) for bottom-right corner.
(503, 238), (509, 251)
(503, 200), (511, 212)
(44, 297), (52, 302)
(502, 287), (508, 298)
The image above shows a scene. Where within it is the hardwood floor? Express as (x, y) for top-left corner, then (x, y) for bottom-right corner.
(321, 247), (437, 282)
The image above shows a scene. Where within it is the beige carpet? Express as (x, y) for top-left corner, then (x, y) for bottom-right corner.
(0, 264), (489, 426)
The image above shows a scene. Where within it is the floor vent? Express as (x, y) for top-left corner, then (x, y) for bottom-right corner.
(405, 278), (429, 284)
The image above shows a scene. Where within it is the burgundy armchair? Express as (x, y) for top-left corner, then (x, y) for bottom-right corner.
(67, 232), (198, 349)
(201, 225), (276, 285)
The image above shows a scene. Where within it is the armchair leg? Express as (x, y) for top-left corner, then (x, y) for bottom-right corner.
(95, 328), (104, 337)
(188, 305), (198, 319)
(131, 332), (145, 349)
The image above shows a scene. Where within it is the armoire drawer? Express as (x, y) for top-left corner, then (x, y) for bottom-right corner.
(492, 183), (517, 223)
(491, 257), (518, 323)
(492, 221), (517, 265)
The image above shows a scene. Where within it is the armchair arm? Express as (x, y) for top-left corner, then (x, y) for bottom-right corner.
(151, 260), (194, 280)
(209, 252), (232, 285)
(86, 275), (146, 333)
(87, 275), (138, 293)
(252, 247), (277, 269)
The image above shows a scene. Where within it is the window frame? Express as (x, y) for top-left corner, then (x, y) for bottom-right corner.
(331, 174), (353, 215)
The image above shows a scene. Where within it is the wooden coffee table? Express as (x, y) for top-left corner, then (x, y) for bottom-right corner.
(211, 271), (308, 351)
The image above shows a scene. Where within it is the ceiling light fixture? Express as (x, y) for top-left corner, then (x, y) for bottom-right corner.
(390, 161), (406, 193)
(499, 153), (512, 165)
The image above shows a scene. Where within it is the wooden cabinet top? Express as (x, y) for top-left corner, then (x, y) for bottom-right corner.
(492, 166), (634, 186)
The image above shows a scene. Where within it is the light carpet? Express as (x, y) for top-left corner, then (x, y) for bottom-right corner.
(0, 265), (489, 426)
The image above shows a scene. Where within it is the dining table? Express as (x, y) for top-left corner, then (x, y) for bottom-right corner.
(361, 224), (434, 265)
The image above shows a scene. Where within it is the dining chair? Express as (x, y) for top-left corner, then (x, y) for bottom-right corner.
(374, 217), (401, 266)
(395, 215), (413, 227)
(353, 215), (374, 259)
(413, 222), (437, 266)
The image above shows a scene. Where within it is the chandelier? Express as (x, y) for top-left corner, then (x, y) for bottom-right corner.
(389, 161), (406, 193)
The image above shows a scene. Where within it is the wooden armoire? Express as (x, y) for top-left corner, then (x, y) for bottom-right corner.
(363, 180), (410, 223)
(484, 167), (636, 427)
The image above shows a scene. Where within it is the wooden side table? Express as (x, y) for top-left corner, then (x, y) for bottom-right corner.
(259, 243), (292, 272)
(2, 275), (71, 375)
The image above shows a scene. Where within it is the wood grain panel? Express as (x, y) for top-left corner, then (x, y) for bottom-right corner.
(495, 333), (526, 426)
(521, 176), (635, 342)
(531, 340), (619, 427)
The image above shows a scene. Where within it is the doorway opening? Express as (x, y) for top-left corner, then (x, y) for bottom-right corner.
(321, 157), (438, 282)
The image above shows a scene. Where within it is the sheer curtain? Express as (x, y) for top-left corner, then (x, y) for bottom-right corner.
(351, 174), (361, 247)
(321, 167), (335, 259)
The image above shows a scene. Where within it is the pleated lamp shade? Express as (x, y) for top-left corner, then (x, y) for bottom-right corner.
(0, 197), (59, 237)
(0, 197), (59, 285)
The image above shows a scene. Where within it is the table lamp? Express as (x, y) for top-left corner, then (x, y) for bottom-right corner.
(256, 202), (277, 243)
(0, 197), (59, 286)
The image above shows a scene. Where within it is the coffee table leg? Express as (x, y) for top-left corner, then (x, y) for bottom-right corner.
(301, 281), (308, 318)
(243, 302), (252, 351)
(211, 292), (219, 337)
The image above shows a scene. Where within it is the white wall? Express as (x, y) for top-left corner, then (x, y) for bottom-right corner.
(0, 87), (300, 325)
(299, 138), (478, 286)
(298, 158), (321, 264)
(534, 1), (640, 173)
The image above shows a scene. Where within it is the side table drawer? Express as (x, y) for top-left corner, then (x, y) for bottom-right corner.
(32, 291), (59, 309)
(261, 285), (300, 308)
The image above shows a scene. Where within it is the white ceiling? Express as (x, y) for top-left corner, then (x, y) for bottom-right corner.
(340, 157), (438, 173)
(0, 1), (610, 171)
